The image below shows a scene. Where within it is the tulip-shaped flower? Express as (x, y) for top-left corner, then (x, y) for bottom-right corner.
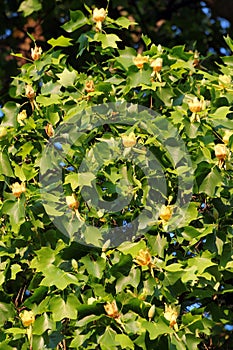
(164, 304), (180, 331)
(17, 110), (27, 126)
(93, 8), (106, 31)
(31, 44), (42, 61)
(121, 132), (137, 148)
(104, 300), (120, 318)
(215, 143), (228, 168)
(159, 205), (172, 222)
(11, 182), (26, 198)
(133, 54), (149, 70)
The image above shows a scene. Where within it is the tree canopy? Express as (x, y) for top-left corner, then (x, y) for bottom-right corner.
(1, 0), (233, 102)
(0, 1), (233, 349)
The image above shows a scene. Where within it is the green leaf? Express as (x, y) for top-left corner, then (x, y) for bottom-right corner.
(80, 255), (106, 279)
(5, 327), (26, 335)
(61, 10), (88, 32)
(49, 295), (78, 321)
(2, 199), (25, 231)
(188, 256), (216, 274)
(78, 172), (96, 187)
(1, 101), (19, 127)
(199, 167), (222, 196)
(0, 151), (14, 177)
(17, 142), (34, 159)
(141, 34), (152, 47)
(83, 226), (103, 246)
(56, 68), (77, 87)
(18, 0), (42, 16)
(0, 302), (16, 326)
(41, 265), (79, 290)
(33, 313), (54, 336)
(117, 240), (147, 258)
(48, 36), (73, 48)
(142, 319), (173, 339)
(98, 326), (117, 349)
(36, 94), (61, 106)
(70, 332), (93, 348)
(115, 47), (136, 70)
(43, 204), (64, 217)
(115, 334), (134, 349)
(128, 69), (152, 89)
(115, 17), (136, 29)
(147, 233), (167, 258)
(11, 264), (21, 279)
(116, 268), (141, 293)
(64, 173), (79, 190)
(94, 33), (122, 49)
(224, 35), (233, 52)
(210, 106), (231, 119)
(31, 247), (56, 270)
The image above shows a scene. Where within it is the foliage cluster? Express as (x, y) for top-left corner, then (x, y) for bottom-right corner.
(0, 4), (233, 349)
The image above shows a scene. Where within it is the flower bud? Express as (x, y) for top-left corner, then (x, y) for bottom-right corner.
(72, 259), (78, 271)
(104, 300), (120, 318)
(17, 110), (27, 126)
(11, 182), (26, 198)
(25, 85), (36, 100)
(66, 194), (79, 210)
(133, 54), (149, 69)
(223, 130), (233, 145)
(45, 123), (54, 137)
(159, 205), (172, 221)
(85, 80), (95, 93)
(121, 132), (137, 148)
(0, 126), (7, 138)
(193, 50), (200, 67)
(148, 304), (155, 321)
(214, 143), (227, 161)
(31, 45), (42, 60)
(19, 310), (35, 327)
(188, 97), (202, 113)
(135, 249), (152, 266)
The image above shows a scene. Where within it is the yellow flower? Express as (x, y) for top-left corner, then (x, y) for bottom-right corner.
(66, 194), (79, 210)
(164, 304), (179, 329)
(223, 130), (233, 145)
(133, 54), (149, 69)
(11, 182), (26, 198)
(31, 44), (42, 60)
(19, 310), (35, 327)
(25, 85), (36, 100)
(188, 97), (202, 113)
(93, 8), (106, 31)
(159, 205), (172, 221)
(85, 80), (95, 93)
(104, 300), (120, 318)
(150, 57), (163, 73)
(45, 123), (54, 137)
(17, 110), (27, 126)
(0, 126), (7, 138)
(135, 249), (152, 266)
(121, 132), (137, 148)
(214, 143), (227, 161)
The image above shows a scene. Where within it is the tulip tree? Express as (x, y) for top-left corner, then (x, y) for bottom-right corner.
(0, 4), (233, 350)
